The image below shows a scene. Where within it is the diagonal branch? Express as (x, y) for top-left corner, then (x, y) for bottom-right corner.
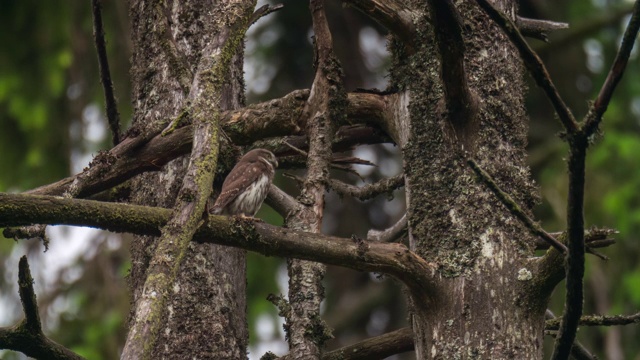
(121, 4), (255, 359)
(583, 0), (640, 137)
(91, 0), (122, 146)
(474, 0), (579, 133)
(427, 0), (479, 148)
(467, 158), (568, 253)
(0, 257), (85, 360)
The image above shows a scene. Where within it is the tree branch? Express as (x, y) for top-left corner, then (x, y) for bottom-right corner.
(0, 193), (436, 296)
(329, 174), (404, 201)
(27, 92), (391, 199)
(91, 0), (122, 145)
(368, 213), (407, 243)
(0, 257), (85, 360)
(547, 311), (640, 330)
(545, 310), (597, 360)
(341, 0), (416, 46)
(516, 16), (568, 42)
(467, 158), (567, 253)
(427, 0), (479, 148)
(475, 0), (579, 133)
(322, 327), (414, 360)
(551, 133), (587, 360)
(583, 0), (640, 137)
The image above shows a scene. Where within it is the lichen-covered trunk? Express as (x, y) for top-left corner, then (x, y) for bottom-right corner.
(127, 1), (250, 358)
(393, 0), (547, 358)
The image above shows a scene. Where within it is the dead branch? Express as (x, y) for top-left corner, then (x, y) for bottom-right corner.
(368, 214), (407, 242)
(0, 192), (437, 299)
(516, 16), (568, 42)
(91, 0), (122, 145)
(329, 174), (404, 201)
(427, 0), (479, 148)
(467, 158), (567, 253)
(0, 257), (85, 360)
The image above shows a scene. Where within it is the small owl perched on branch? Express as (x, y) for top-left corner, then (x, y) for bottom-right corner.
(211, 149), (278, 217)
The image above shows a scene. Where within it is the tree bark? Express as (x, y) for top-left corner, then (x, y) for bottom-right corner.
(126, 1), (252, 358)
(393, 0), (546, 358)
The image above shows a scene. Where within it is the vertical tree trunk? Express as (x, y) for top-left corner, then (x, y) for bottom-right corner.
(126, 1), (251, 358)
(393, 0), (547, 357)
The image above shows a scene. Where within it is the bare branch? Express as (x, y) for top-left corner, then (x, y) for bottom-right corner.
(516, 16), (568, 42)
(545, 310), (598, 360)
(341, 0), (416, 45)
(323, 327), (414, 360)
(536, 228), (616, 251)
(467, 158), (567, 253)
(368, 214), (407, 242)
(91, 0), (122, 145)
(0, 193), (437, 295)
(0, 257), (85, 360)
(547, 311), (640, 330)
(329, 174), (404, 201)
(266, 184), (304, 218)
(248, 3), (283, 26)
(584, 0), (640, 137)
(427, 0), (479, 148)
(551, 134), (588, 360)
(28, 92), (391, 199)
(474, 0), (579, 133)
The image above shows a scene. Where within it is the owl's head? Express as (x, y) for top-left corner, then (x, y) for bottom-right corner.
(244, 148), (278, 169)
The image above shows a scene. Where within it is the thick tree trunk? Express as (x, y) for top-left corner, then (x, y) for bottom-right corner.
(126, 1), (251, 358)
(393, 0), (547, 358)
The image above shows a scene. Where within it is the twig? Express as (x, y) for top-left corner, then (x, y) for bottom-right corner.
(547, 311), (640, 330)
(367, 214), (407, 242)
(428, 0), (478, 148)
(467, 158), (568, 253)
(248, 3), (284, 26)
(91, 0), (121, 146)
(583, 0), (640, 137)
(475, 0), (579, 133)
(545, 310), (598, 360)
(329, 174), (404, 201)
(0, 257), (86, 360)
(516, 16), (569, 42)
(536, 228), (616, 250)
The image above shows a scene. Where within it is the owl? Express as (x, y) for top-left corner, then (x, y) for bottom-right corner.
(211, 149), (278, 217)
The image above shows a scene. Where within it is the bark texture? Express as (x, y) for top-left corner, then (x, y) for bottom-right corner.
(392, 0), (545, 358)
(127, 1), (251, 358)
